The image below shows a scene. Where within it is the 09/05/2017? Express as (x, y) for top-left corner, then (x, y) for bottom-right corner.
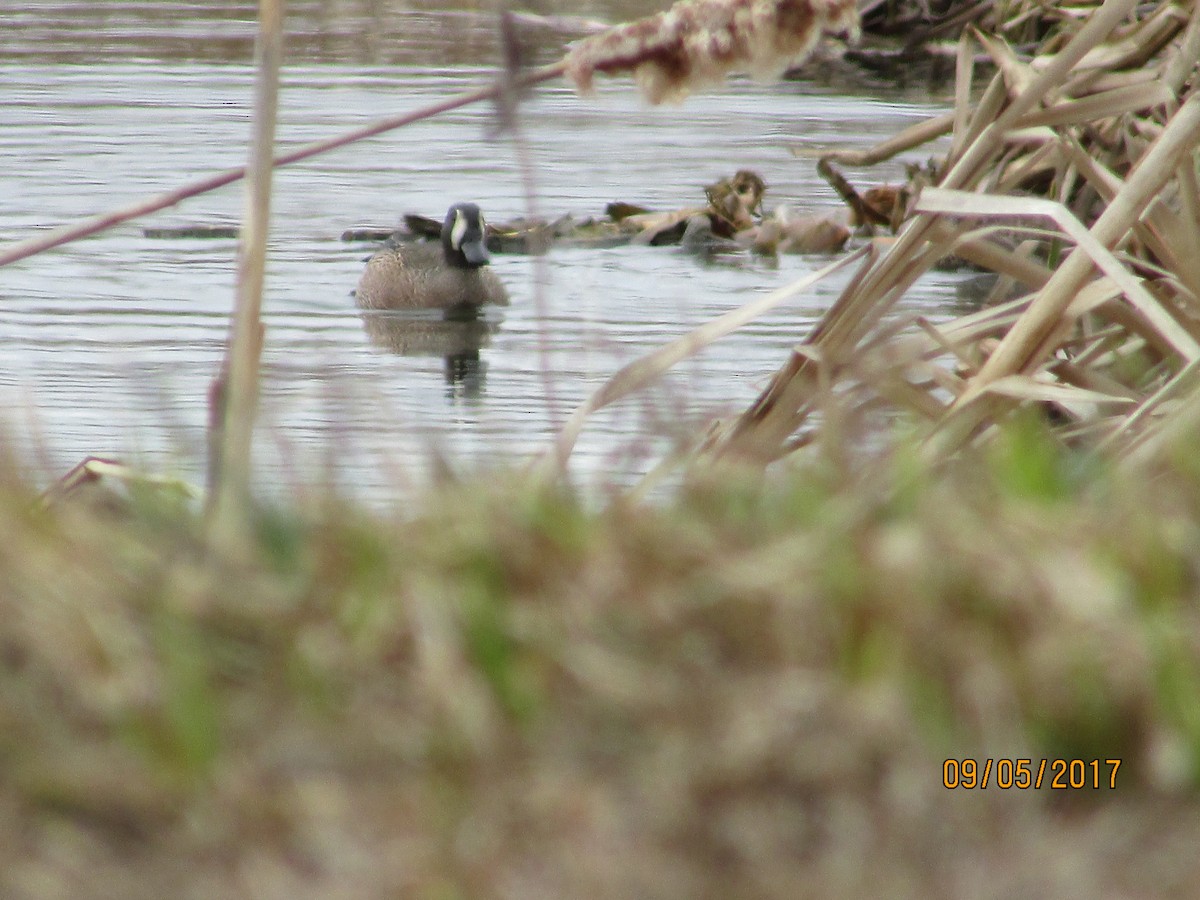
(943, 758), (1121, 790)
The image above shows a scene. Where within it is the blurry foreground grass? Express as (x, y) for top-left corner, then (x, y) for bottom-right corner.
(3, 419), (1200, 899)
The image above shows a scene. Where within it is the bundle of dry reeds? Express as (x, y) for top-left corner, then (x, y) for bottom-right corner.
(693, 0), (1200, 470)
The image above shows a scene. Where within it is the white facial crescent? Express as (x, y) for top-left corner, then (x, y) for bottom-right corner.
(450, 209), (469, 250)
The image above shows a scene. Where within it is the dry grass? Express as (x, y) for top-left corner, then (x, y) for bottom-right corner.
(4, 421), (1200, 897)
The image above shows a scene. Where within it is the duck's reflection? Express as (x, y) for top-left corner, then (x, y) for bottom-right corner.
(360, 309), (498, 398)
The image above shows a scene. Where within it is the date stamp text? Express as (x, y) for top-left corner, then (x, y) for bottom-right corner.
(943, 758), (1121, 790)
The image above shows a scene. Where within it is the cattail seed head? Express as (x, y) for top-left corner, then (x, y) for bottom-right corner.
(566, 0), (860, 104)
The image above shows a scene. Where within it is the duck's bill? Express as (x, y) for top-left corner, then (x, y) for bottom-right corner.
(461, 238), (491, 266)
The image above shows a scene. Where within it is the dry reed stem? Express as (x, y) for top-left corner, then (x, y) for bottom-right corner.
(205, 0), (283, 543)
(980, 374), (1137, 409)
(808, 112), (954, 167)
(929, 221), (1053, 288)
(1014, 81), (1175, 130)
(1113, 353), (1200, 463)
(565, 0), (860, 103)
(1163, 1), (1200, 93)
(939, 0), (1140, 189)
(950, 8), (977, 158)
(916, 188), (1200, 361)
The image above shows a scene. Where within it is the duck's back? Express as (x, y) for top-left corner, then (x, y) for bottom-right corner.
(356, 241), (508, 312)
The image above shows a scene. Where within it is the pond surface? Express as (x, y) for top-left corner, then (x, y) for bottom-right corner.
(1, 1), (965, 500)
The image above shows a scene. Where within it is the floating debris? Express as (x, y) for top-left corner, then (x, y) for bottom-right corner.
(143, 225), (240, 239)
(341, 227), (394, 242)
(343, 170), (848, 258)
(605, 201), (652, 221)
(40, 456), (199, 513)
(705, 169), (766, 232)
(622, 169), (848, 253)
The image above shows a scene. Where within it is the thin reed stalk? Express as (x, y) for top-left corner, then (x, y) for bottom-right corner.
(205, 0), (285, 541)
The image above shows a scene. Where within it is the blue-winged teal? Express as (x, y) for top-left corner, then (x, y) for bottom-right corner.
(356, 203), (509, 312)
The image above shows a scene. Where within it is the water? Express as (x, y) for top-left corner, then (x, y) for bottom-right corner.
(0, 1), (963, 499)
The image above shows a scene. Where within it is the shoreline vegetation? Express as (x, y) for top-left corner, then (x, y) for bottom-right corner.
(5, 0), (1200, 895)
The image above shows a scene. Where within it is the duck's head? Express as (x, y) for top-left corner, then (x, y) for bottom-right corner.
(442, 202), (491, 269)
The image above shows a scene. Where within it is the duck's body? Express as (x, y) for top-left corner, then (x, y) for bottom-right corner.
(357, 241), (509, 311)
(356, 203), (509, 313)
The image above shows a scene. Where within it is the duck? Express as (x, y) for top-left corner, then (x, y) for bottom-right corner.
(355, 203), (509, 313)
